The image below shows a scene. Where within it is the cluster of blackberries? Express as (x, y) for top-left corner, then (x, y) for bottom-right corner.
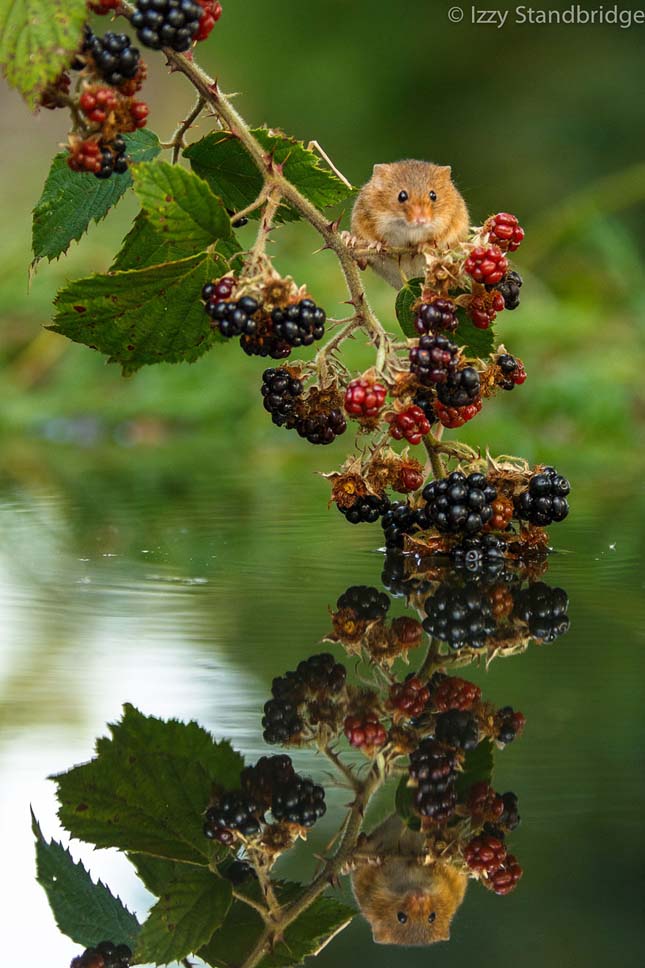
(202, 281), (261, 338)
(85, 31), (141, 87)
(271, 775), (326, 827)
(408, 739), (460, 822)
(261, 367), (303, 428)
(132, 0), (203, 52)
(423, 472), (497, 535)
(338, 494), (389, 525)
(414, 299), (458, 335)
(262, 653), (346, 744)
(381, 501), (425, 549)
(434, 709), (480, 750)
(336, 585), (390, 620)
(409, 334), (459, 386)
(71, 941), (132, 968)
(513, 581), (570, 642)
(271, 300), (326, 347)
(203, 791), (261, 842)
(515, 467), (570, 526)
(437, 366), (481, 408)
(494, 270), (523, 310)
(423, 580), (497, 650)
(450, 534), (506, 573)
(95, 137), (129, 178)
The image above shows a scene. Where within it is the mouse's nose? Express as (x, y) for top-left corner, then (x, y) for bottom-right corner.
(407, 207), (430, 225)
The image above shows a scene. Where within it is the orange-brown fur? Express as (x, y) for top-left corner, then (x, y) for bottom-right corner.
(351, 815), (468, 946)
(351, 160), (470, 287)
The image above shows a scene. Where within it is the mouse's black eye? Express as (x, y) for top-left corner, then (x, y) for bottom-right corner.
(397, 911), (408, 924)
(428, 912), (436, 924)
(429, 190), (437, 202)
(398, 190), (408, 203)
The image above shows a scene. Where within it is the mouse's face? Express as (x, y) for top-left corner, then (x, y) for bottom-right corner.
(352, 857), (468, 947)
(370, 162), (456, 245)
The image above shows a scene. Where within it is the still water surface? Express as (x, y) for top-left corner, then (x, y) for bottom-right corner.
(1, 444), (643, 967)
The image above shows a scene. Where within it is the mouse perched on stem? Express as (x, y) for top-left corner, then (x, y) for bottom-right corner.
(350, 160), (470, 288)
(350, 813), (468, 946)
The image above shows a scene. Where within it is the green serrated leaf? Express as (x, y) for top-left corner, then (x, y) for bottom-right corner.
(52, 704), (245, 864)
(395, 277), (424, 338)
(453, 310), (495, 358)
(185, 128), (354, 224)
(135, 865), (231, 966)
(129, 855), (193, 897)
(0, 0), (86, 106)
(32, 130), (161, 264)
(32, 811), (140, 950)
(199, 884), (354, 968)
(394, 775), (421, 831)
(455, 739), (495, 798)
(132, 161), (234, 247)
(50, 251), (228, 373)
(111, 212), (242, 273)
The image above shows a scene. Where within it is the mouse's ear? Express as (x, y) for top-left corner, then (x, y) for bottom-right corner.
(372, 163), (389, 180)
(437, 165), (452, 177)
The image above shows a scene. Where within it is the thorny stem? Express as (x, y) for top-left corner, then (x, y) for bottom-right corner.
(322, 744), (361, 792)
(168, 94), (207, 163)
(231, 888), (271, 920)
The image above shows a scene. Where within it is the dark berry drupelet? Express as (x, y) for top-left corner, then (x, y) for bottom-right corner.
(514, 467), (570, 526)
(381, 501), (425, 549)
(94, 137), (129, 180)
(423, 471), (497, 535)
(71, 942), (132, 968)
(450, 534), (506, 573)
(295, 408), (346, 445)
(431, 675), (481, 713)
(414, 299), (458, 335)
(437, 366), (481, 409)
(336, 585), (390, 620)
(86, 31), (141, 86)
(204, 295), (261, 338)
(513, 581), (570, 642)
(494, 270), (523, 310)
(412, 388), (437, 425)
(423, 581), (497, 650)
(434, 709), (479, 751)
(271, 775), (326, 827)
(132, 0), (203, 52)
(203, 792), (261, 840)
(271, 299), (326, 348)
(260, 367), (303, 428)
(409, 334), (459, 386)
(338, 493), (390, 524)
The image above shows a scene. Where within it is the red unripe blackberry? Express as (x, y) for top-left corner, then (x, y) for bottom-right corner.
(484, 854), (523, 894)
(338, 494), (389, 525)
(494, 706), (526, 745)
(431, 675), (481, 712)
(468, 291), (505, 329)
(79, 87), (118, 124)
(464, 833), (507, 873)
(485, 212), (525, 252)
(195, 0), (223, 41)
(129, 99), (149, 128)
(409, 334), (459, 386)
(344, 377), (387, 418)
(466, 781), (505, 821)
(495, 270), (523, 310)
(514, 467), (570, 526)
(422, 471), (497, 535)
(389, 676), (430, 719)
(89, 0), (121, 12)
(67, 139), (102, 174)
(344, 714), (387, 749)
(435, 397), (482, 429)
(437, 366), (481, 409)
(487, 495), (514, 531)
(414, 298), (458, 335)
(386, 405), (431, 445)
(463, 245), (508, 285)
(396, 460), (424, 493)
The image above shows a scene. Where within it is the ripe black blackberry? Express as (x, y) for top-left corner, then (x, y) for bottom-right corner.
(408, 739), (460, 822)
(86, 31), (141, 86)
(494, 706), (526, 745)
(132, 0), (202, 52)
(423, 580), (497, 650)
(204, 295), (261, 338)
(381, 501), (425, 549)
(337, 493), (389, 524)
(71, 942), (132, 968)
(271, 299), (326, 347)
(241, 754), (296, 808)
(295, 652), (347, 693)
(423, 471), (497, 535)
(450, 534), (506, 574)
(295, 408), (346, 445)
(223, 859), (257, 885)
(496, 353), (521, 390)
(514, 467), (570, 526)
(260, 367), (303, 428)
(271, 775), (326, 827)
(262, 697), (303, 745)
(336, 585), (390, 620)
(434, 709), (479, 751)
(263, 653), (346, 743)
(240, 318), (292, 359)
(498, 791), (521, 832)
(494, 270), (523, 310)
(95, 137), (128, 179)
(203, 791), (262, 840)
(409, 334), (459, 386)
(412, 388), (437, 425)
(415, 299), (458, 335)
(513, 581), (570, 641)
(437, 366), (481, 408)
